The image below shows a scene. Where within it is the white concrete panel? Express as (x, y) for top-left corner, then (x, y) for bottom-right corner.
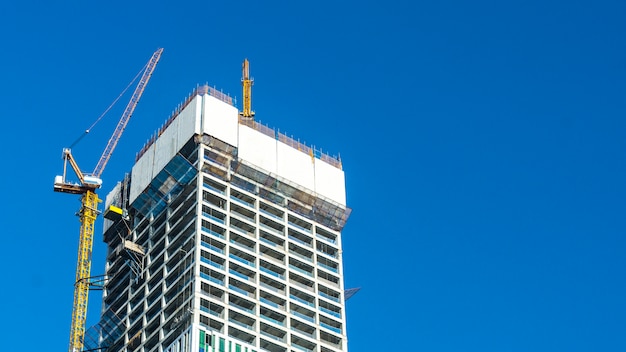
(314, 158), (346, 205)
(103, 182), (123, 232)
(202, 95), (238, 146)
(105, 182), (122, 210)
(130, 142), (155, 203)
(129, 96), (200, 204)
(276, 141), (315, 191)
(238, 124), (277, 174)
(153, 112), (179, 176)
(178, 95), (201, 146)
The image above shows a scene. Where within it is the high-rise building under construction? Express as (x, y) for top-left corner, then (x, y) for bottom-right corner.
(91, 83), (352, 352)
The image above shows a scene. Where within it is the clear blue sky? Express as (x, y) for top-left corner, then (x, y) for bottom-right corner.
(1, 1), (625, 351)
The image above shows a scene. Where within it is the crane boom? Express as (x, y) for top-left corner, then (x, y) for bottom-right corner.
(92, 48), (163, 177)
(55, 48), (163, 352)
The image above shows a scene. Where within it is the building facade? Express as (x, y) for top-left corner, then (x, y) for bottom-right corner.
(92, 85), (351, 352)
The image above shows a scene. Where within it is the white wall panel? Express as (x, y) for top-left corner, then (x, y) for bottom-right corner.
(129, 96), (200, 204)
(314, 158), (346, 205)
(276, 142), (315, 191)
(105, 182), (122, 210)
(128, 89), (348, 208)
(153, 113), (179, 176)
(238, 125), (277, 174)
(130, 142), (155, 203)
(203, 95), (238, 146)
(178, 95), (201, 146)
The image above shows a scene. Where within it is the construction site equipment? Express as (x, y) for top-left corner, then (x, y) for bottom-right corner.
(54, 48), (163, 352)
(240, 58), (255, 119)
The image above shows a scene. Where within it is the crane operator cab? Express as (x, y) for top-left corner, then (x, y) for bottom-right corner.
(53, 148), (103, 194)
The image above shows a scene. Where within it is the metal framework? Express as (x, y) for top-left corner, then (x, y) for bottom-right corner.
(54, 48), (163, 352)
(69, 190), (100, 352)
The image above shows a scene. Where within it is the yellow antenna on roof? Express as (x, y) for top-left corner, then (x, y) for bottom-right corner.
(240, 58), (255, 119)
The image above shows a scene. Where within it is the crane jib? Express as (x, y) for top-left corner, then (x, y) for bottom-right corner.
(92, 48), (163, 178)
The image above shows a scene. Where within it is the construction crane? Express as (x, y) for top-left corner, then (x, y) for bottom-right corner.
(54, 48), (163, 352)
(240, 58), (254, 119)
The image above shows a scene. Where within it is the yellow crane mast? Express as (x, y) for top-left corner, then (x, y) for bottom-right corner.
(54, 48), (163, 352)
(240, 58), (255, 119)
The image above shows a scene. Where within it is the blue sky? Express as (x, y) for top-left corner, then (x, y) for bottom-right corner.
(1, 0), (625, 351)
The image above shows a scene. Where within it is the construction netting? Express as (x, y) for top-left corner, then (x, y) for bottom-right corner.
(132, 154), (198, 218)
(83, 308), (124, 351)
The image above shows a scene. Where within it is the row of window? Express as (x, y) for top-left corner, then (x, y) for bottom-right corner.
(199, 269), (343, 321)
(202, 176), (339, 245)
(202, 144), (349, 233)
(200, 228), (341, 285)
(198, 257), (343, 310)
(202, 201), (340, 270)
(198, 301), (344, 352)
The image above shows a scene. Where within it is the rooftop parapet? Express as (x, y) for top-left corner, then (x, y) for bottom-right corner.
(136, 85), (232, 161)
(135, 84), (342, 170)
